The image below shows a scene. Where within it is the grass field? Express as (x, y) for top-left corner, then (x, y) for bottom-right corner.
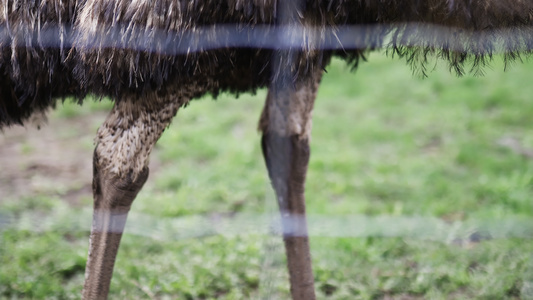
(2, 52), (533, 299)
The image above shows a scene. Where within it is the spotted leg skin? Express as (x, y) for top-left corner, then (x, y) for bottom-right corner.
(82, 92), (186, 299)
(259, 68), (324, 300)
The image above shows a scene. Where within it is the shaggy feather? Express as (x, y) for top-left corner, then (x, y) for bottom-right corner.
(0, 0), (80, 127)
(1, 0), (533, 128)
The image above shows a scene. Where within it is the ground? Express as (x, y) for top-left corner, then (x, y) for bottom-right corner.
(0, 111), (100, 206)
(2, 54), (533, 299)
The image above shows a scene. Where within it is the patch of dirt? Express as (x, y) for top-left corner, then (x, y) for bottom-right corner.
(497, 136), (533, 159)
(0, 112), (103, 206)
(0, 111), (164, 207)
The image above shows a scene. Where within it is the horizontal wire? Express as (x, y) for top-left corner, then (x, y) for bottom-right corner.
(1, 209), (532, 243)
(1, 23), (532, 54)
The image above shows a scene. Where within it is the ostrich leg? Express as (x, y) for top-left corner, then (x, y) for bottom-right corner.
(82, 94), (183, 299)
(259, 68), (323, 300)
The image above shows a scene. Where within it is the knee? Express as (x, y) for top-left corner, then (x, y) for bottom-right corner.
(92, 149), (149, 210)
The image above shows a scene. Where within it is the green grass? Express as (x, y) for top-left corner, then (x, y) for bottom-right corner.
(2, 52), (533, 299)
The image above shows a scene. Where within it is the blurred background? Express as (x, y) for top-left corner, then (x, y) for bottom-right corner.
(1, 53), (533, 299)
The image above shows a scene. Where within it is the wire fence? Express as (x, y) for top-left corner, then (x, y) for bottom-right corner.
(2, 23), (533, 54)
(2, 208), (533, 243)
(2, 8), (533, 297)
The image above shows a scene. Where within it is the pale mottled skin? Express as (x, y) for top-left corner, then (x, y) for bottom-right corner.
(94, 96), (181, 179)
(94, 77), (210, 179)
(83, 86), (200, 299)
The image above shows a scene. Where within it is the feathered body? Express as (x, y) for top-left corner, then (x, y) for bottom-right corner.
(1, 0), (533, 127)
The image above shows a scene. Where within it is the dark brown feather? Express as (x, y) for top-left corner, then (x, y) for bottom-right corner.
(1, 0), (532, 128)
